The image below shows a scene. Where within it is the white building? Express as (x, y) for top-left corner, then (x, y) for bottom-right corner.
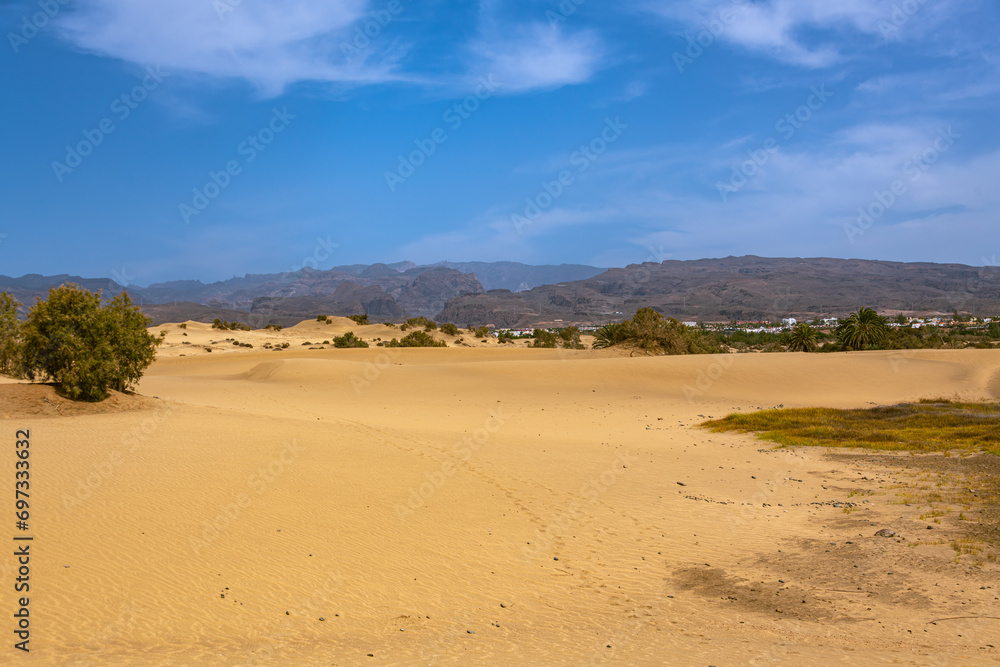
(781, 318), (797, 327)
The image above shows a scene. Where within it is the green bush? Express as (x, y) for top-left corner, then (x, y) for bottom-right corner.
(557, 326), (585, 349)
(265, 323), (283, 331)
(472, 326), (490, 338)
(19, 285), (160, 401)
(349, 314), (369, 325)
(385, 331), (447, 348)
(406, 316), (437, 330)
(332, 332), (369, 348)
(592, 307), (724, 355)
(440, 322), (459, 336)
(317, 315), (329, 322)
(212, 319), (252, 331)
(0, 292), (22, 375)
(531, 329), (557, 348)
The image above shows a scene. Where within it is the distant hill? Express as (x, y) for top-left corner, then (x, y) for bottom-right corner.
(5, 257), (999, 327)
(436, 256), (1000, 326)
(430, 262), (606, 291)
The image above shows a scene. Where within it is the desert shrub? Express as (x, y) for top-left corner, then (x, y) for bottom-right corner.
(0, 292), (22, 375)
(264, 324), (283, 331)
(280, 342), (289, 349)
(440, 322), (459, 336)
(406, 316), (437, 330)
(558, 326), (585, 349)
(990, 322), (1000, 339)
(531, 329), (558, 348)
(349, 314), (369, 325)
(385, 331), (447, 347)
(317, 315), (329, 322)
(178, 323), (187, 329)
(473, 326), (490, 338)
(332, 332), (369, 348)
(497, 331), (514, 344)
(20, 285), (160, 401)
(212, 319), (252, 331)
(603, 308), (724, 355)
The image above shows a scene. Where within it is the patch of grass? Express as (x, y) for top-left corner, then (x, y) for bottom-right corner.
(699, 400), (1000, 455)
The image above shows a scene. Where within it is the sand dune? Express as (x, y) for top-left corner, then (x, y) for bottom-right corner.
(3, 346), (999, 665)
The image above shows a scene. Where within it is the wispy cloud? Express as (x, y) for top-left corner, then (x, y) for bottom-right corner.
(469, 22), (604, 93)
(54, 0), (408, 96)
(648, 0), (960, 68)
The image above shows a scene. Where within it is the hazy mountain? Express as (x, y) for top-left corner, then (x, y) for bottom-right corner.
(430, 261), (606, 291)
(436, 256), (1000, 326)
(6, 257), (999, 327)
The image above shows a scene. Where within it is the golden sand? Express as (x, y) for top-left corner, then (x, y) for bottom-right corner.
(3, 328), (999, 665)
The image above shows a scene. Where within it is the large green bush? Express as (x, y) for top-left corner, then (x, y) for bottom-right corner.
(332, 332), (369, 348)
(0, 292), (22, 375)
(20, 284), (161, 401)
(385, 330), (447, 348)
(531, 329), (557, 348)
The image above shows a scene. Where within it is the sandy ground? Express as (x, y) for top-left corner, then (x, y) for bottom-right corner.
(151, 318), (587, 358)
(2, 337), (999, 665)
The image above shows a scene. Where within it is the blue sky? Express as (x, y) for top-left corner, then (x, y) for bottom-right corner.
(1, 0), (999, 285)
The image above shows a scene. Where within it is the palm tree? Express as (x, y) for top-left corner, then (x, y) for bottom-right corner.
(787, 322), (818, 352)
(836, 306), (888, 350)
(592, 322), (627, 349)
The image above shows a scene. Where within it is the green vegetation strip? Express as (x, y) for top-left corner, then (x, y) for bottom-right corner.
(700, 400), (1000, 456)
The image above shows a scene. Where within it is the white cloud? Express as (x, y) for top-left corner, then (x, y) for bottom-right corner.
(470, 23), (603, 93)
(54, 0), (408, 95)
(649, 0), (950, 68)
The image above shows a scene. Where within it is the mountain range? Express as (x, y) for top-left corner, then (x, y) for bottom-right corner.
(2, 257), (999, 327)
